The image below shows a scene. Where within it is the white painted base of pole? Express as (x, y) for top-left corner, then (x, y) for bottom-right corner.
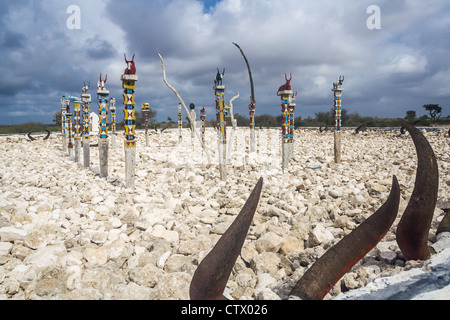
(125, 146), (136, 189)
(68, 147), (73, 158)
(334, 130), (341, 164)
(146, 131), (149, 147)
(99, 139), (109, 178)
(282, 142), (289, 173)
(62, 136), (67, 154)
(74, 139), (81, 163)
(83, 137), (90, 168)
(218, 141), (227, 181)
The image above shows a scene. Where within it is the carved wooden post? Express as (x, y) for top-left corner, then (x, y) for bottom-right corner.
(60, 98), (67, 154)
(73, 99), (82, 163)
(65, 100), (74, 158)
(110, 98), (117, 148)
(189, 103), (196, 141)
(141, 103), (150, 147)
(200, 107), (206, 145)
(122, 53), (138, 189)
(81, 87), (91, 168)
(214, 69), (227, 181)
(178, 103), (183, 143)
(332, 76), (344, 164)
(227, 93), (239, 162)
(277, 73), (293, 172)
(288, 91), (297, 159)
(97, 73), (110, 178)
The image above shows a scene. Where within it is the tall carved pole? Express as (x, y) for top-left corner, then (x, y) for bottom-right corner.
(214, 68), (227, 181)
(200, 107), (206, 145)
(122, 53), (138, 189)
(288, 91), (297, 159)
(65, 100), (74, 158)
(81, 83), (91, 168)
(141, 103), (150, 147)
(277, 73), (293, 172)
(110, 98), (116, 148)
(97, 73), (110, 178)
(332, 76), (344, 164)
(61, 98), (67, 154)
(233, 43), (256, 153)
(73, 99), (82, 163)
(178, 103), (183, 143)
(189, 103), (196, 141)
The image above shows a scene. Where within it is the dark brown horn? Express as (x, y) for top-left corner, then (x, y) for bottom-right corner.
(27, 132), (36, 141)
(437, 212), (450, 236)
(290, 175), (400, 300)
(43, 129), (51, 140)
(396, 119), (439, 260)
(190, 178), (263, 300)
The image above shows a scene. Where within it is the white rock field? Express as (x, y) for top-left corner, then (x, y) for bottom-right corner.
(0, 127), (449, 300)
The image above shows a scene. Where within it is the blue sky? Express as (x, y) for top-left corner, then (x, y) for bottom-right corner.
(0, 0), (449, 125)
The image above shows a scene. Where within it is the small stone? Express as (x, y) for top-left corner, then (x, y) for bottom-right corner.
(255, 232), (284, 253)
(0, 227), (27, 242)
(0, 242), (13, 256)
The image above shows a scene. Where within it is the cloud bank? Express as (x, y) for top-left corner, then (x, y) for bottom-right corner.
(0, 0), (449, 125)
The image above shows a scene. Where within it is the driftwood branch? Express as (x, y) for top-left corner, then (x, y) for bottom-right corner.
(228, 92), (239, 130)
(158, 53), (212, 164)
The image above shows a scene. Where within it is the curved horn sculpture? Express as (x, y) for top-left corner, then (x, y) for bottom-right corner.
(289, 175), (400, 300)
(437, 212), (450, 236)
(233, 43), (255, 105)
(190, 178), (263, 300)
(27, 132), (36, 141)
(396, 119), (439, 260)
(43, 129), (51, 140)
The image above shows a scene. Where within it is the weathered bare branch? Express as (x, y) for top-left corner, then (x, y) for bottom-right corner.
(158, 53), (212, 164)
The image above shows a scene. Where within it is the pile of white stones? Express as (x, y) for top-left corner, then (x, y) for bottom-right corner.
(0, 127), (449, 300)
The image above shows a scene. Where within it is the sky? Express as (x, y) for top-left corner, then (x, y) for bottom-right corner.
(0, 0), (449, 125)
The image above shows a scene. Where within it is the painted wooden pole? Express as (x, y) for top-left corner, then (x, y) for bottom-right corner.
(332, 76), (344, 164)
(60, 98), (67, 154)
(277, 73), (293, 172)
(65, 100), (74, 158)
(189, 103), (196, 141)
(122, 53), (138, 189)
(141, 103), (150, 147)
(73, 99), (82, 163)
(97, 73), (110, 178)
(214, 68), (227, 181)
(288, 91), (297, 159)
(81, 84), (91, 168)
(200, 107), (206, 145)
(178, 103), (183, 143)
(110, 98), (117, 148)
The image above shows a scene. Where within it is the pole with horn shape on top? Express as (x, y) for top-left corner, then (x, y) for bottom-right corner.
(200, 107), (206, 145)
(332, 76), (344, 164)
(277, 73), (293, 172)
(97, 73), (110, 178)
(81, 83), (91, 167)
(214, 68), (227, 181)
(122, 53), (138, 189)
(65, 99), (74, 158)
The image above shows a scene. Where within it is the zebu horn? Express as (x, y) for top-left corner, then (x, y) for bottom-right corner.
(396, 119), (439, 260)
(289, 175), (400, 300)
(189, 178), (263, 300)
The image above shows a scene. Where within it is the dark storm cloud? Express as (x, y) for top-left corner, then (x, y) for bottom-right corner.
(0, 0), (449, 125)
(86, 35), (117, 60)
